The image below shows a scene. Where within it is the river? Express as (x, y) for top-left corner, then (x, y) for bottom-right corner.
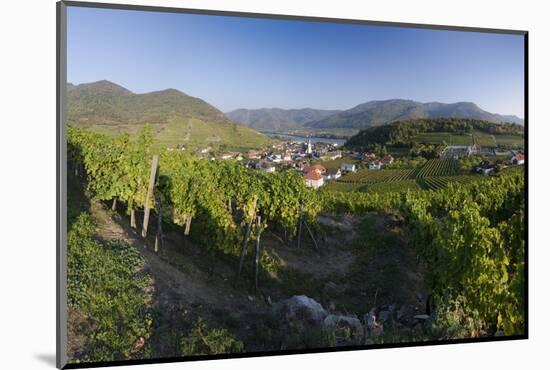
(262, 132), (347, 145)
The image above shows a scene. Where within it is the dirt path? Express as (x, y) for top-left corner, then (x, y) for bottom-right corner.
(269, 214), (360, 279)
(91, 199), (272, 307)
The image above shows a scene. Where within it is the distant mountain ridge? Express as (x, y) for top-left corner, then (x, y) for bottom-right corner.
(227, 99), (523, 131)
(225, 108), (341, 131)
(306, 99), (524, 129)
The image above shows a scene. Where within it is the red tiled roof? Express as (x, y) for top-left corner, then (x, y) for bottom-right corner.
(304, 171), (323, 181)
(304, 163), (326, 174)
(310, 163), (326, 170)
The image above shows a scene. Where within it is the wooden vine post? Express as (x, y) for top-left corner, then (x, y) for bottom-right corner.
(297, 203), (303, 248)
(295, 202), (318, 251)
(183, 214), (192, 236)
(304, 221), (319, 251)
(253, 215), (263, 293)
(236, 197), (257, 285)
(130, 209), (136, 229)
(141, 155), (159, 238)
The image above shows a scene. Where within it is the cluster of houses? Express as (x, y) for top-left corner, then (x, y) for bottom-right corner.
(266, 139), (342, 161)
(238, 140), (343, 174)
(361, 152), (395, 170)
(191, 141), (397, 189)
(512, 151), (525, 165)
(474, 151), (525, 175)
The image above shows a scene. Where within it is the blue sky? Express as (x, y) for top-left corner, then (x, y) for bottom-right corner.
(67, 6), (525, 117)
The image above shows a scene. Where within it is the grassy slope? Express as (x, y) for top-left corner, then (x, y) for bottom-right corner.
(86, 117), (268, 152)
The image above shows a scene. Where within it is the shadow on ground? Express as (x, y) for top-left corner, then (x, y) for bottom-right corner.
(33, 353), (56, 367)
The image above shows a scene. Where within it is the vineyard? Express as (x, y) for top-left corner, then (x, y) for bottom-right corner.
(421, 175), (485, 190)
(330, 158), (487, 193)
(338, 169), (416, 183)
(68, 125), (321, 277)
(67, 125), (526, 363)
(324, 181), (366, 192)
(321, 174), (526, 336)
(366, 179), (420, 193)
(416, 159), (459, 177)
(402, 175), (525, 336)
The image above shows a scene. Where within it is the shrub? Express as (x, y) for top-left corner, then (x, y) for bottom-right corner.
(180, 318), (244, 355)
(67, 213), (154, 363)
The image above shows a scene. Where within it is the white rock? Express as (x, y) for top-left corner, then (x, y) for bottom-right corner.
(272, 295), (328, 322)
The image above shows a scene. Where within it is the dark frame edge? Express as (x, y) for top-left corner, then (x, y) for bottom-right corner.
(57, 1), (68, 369)
(56, 1), (529, 369)
(62, 334), (528, 369)
(523, 32), (529, 339)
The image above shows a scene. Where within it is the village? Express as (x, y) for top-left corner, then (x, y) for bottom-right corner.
(174, 139), (394, 189)
(181, 140), (526, 190)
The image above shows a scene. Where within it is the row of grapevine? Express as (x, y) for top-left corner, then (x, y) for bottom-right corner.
(68, 126), (320, 269)
(318, 189), (405, 215)
(324, 181), (365, 192)
(325, 178), (421, 194)
(366, 179), (420, 193)
(338, 169), (416, 183)
(422, 175), (485, 190)
(416, 159), (459, 178)
(67, 125), (153, 227)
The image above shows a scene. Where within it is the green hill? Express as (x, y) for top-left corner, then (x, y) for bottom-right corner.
(67, 80), (269, 151)
(345, 118), (524, 149)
